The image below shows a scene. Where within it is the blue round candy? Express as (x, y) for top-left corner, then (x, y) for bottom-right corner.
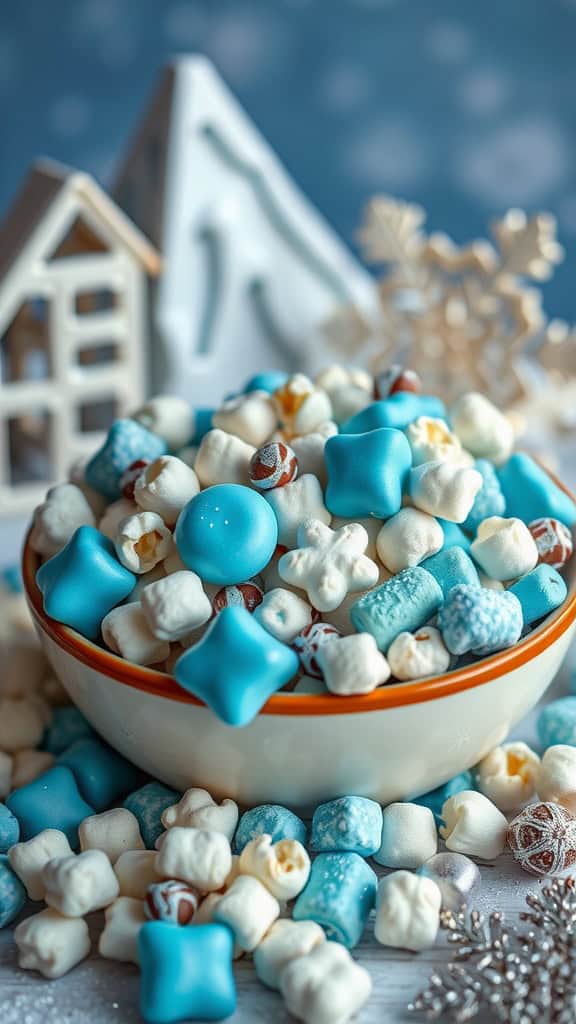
(175, 484), (278, 585)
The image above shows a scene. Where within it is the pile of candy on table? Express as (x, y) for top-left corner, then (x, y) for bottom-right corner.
(1, 362), (575, 1022)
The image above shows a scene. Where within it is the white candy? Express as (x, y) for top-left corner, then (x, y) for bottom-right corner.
(273, 374), (332, 437)
(479, 572), (505, 592)
(101, 603), (170, 666)
(213, 390), (277, 447)
(140, 571), (212, 643)
(279, 519), (379, 612)
(374, 803), (437, 869)
(0, 695), (51, 752)
(536, 745), (576, 812)
(15, 909), (91, 978)
(328, 386), (372, 425)
(254, 588), (314, 644)
(387, 627), (451, 681)
(265, 474), (331, 549)
(320, 572), (390, 636)
(290, 432), (331, 487)
(114, 850), (159, 899)
(43, 849), (120, 916)
(30, 483), (95, 557)
(161, 789), (239, 842)
(213, 874), (280, 952)
(280, 941), (372, 1024)
(440, 790), (508, 860)
(239, 834), (310, 900)
(68, 455), (108, 517)
(194, 429), (255, 487)
(99, 896), (146, 964)
(98, 497), (137, 540)
(451, 392), (514, 465)
(406, 417), (472, 467)
(376, 508), (443, 573)
(79, 809), (145, 864)
(9, 829), (73, 901)
(315, 365), (372, 395)
(476, 741), (540, 811)
(194, 891), (223, 925)
(0, 751), (13, 799)
(115, 511), (173, 574)
(374, 871), (441, 951)
(155, 827), (232, 891)
(131, 394), (195, 451)
(125, 563), (166, 604)
(133, 456), (200, 525)
(316, 633), (390, 695)
(410, 461), (483, 523)
(254, 919), (326, 990)
(331, 516), (381, 561)
(2, 645), (48, 697)
(11, 749), (55, 789)
(471, 516), (538, 581)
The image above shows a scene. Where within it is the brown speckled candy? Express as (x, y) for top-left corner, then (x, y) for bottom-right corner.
(293, 621), (341, 678)
(528, 517), (573, 570)
(213, 581), (264, 614)
(145, 880), (200, 924)
(507, 802), (576, 876)
(120, 459), (149, 500)
(375, 365), (422, 399)
(249, 442), (298, 491)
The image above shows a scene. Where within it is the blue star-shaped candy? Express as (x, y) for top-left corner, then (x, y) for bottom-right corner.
(138, 922), (236, 1023)
(36, 526), (136, 639)
(173, 606), (299, 726)
(85, 419), (167, 500)
(324, 427), (412, 519)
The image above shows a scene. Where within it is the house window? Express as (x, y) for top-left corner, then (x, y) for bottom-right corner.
(77, 396), (118, 433)
(50, 216), (109, 260)
(76, 342), (120, 367)
(75, 289), (118, 315)
(0, 299), (51, 383)
(7, 409), (53, 485)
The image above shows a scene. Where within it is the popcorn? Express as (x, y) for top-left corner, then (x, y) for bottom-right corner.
(406, 416), (471, 467)
(254, 919), (326, 990)
(376, 508), (444, 573)
(155, 827), (232, 891)
(43, 849), (120, 916)
(101, 602), (170, 666)
(114, 850), (159, 899)
(15, 909), (91, 978)
(476, 741), (540, 811)
(374, 803), (438, 869)
(115, 511), (173, 574)
(29, 482), (95, 557)
(409, 461), (483, 523)
(9, 829), (73, 901)
(131, 394), (195, 451)
(440, 790), (508, 860)
(194, 428), (255, 487)
(213, 874), (280, 951)
(374, 871), (441, 951)
(471, 515), (538, 581)
(278, 519), (379, 613)
(133, 455), (200, 525)
(99, 896), (146, 964)
(79, 808), (145, 863)
(265, 474), (331, 549)
(536, 745), (576, 812)
(238, 834), (310, 900)
(273, 373), (332, 437)
(316, 633), (390, 695)
(451, 391), (514, 465)
(0, 695), (51, 753)
(213, 390), (277, 447)
(280, 941), (372, 1024)
(141, 571), (212, 642)
(315, 364), (372, 395)
(161, 788), (239, 842)
(387, 627), (451, 681)
(254, 587), (314, 643)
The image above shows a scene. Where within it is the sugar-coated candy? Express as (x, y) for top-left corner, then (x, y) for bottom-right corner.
(351, 567), (443, 653)
(12, 749), (55, 789)
(234, 804), (307, 853)
(239, 835), (310, 900)
(451, 392), (514, 465)
(440, 790), (508, 860)
(341, 392), (444, 433)
(508, 564), (568, 625)
(145, 880), (199, 924)
(412, 771), (475, 826)
(376, 508), (443, 574)
(280, 941), (372, 1024)
(138, 921), (236, 1023)
(471, 515), (538, 581)
(36, 526), (136, 639)
(409, 460), (483, 523)
(15, 909), (91, 978)
(374, 803), (437, 869)
(316, 633), (391, 695)
(0, 854), (26, 927)
(438, 583), (523, 656)
(475, 741), (540, 812)
(7, 766), (94, 846)
(324, 427), (412, 519)
(374, 871), (441, 951)
(42, 849), (120, 916)
(273, 373), (332, 436)
(161, 788), (238, 842)
(79, 808), (144, 863)
(99, 896), (147, 964)
(174, 607), (299, 726)
(0, 803), (20, 853)
(115, 850), (159, 900)
(417, 851), (481, 911)
(102, 602), (170, 666)
(529, 516), (573, 569)
(194, 428), (255, 487)
(30, 482), (95, 557)
(133, 456), (200, 526)
(124, 782), (181, 849)
(406, 416), (470, 467)
(9, 829), (73, 901)
(279, 519), (379, 613)
(420, 545), (480, 598)
(42, 706), (95, 755)
(213, 874), (279, 951)
(244, 369), (288, 394)
(507, 802), (576, 876)
(254, 588), (314, 643)
(58, 737), (142, 812)
(213, 390), (277, 447)
(131, 395), (195, 451)
(311, 796), (382, 858)
(387, 626), (450, 681)
(0, 695), (50, 753)
(375, 364), (422, 397)
(498, 452), (576, 527)
(254, 919), (326, 990)
(141, 571), (212, 641)
(121, 458), (150, 500)
(293, 852), (376, 949)
(85, 419), (167, 500)
(293, 621), (341, 677)
(463, 459), (506, 533)
(536, 745), (576, 812)
(265, 473), (331, 549)
(155, 827), (232, 891)
(249, 441), (298, 490)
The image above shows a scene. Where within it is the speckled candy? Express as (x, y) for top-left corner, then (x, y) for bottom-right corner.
(375, 365), (422, 398)
(508, 564), (568, 626)
(293, 852), (377, 949)
(249, 442), (298, 490)
(293, 621), (341, 677)
(234, 805), (307, 854)
(0, 854), (26, 928)
(350, 567), (443, 653)
(212, 582), (263, 615)
(538, 698), (576, 749)
(310, 797), (383, 857)
(85, 419), (167, 500)
(124, 782), (181, 849)
(463, 460), (506, 533)
(421, 546), (480, 599)
(438, 583), (523, 656)
(507, 802), (576, 876)
(145, 880), (200, 925)
(0, 804), (19, 854)
(529, 517), (573, 569)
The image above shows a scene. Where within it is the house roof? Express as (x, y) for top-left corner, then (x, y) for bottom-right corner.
(0, 159), (161, 286)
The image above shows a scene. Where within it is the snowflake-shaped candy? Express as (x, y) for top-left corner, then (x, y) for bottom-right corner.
(278, 519), (379, 613)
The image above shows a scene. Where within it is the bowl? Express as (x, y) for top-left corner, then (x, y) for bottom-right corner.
(23, 511), (576, 812)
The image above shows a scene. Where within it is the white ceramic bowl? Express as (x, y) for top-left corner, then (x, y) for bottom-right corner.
(23, 531), (576, 812)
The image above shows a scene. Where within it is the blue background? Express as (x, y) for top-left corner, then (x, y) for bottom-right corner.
(1, 0), (575, 318)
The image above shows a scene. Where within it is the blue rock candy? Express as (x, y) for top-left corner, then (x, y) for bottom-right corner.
(421, 546), (480, 599)
(124, 783), (181, 849)
(85, 419), (167, 500)
(438, 584), (523, 656)
(463, 460), (506, 533)
(340, 393), (445, 434)
(59, 738), (143, 812)
(293, 852), (377, 949)
(0, 855), (26, 928)
(6, 766), (94, 847)
(324, 428), (412, 519)
(538, 698), (576, 749)
(310, 796), (382, 857)
(508, 564), (568, 626)
(350, 567), (443, 652)
(234, 805), (307, 854)
(497, 453), (576, 528)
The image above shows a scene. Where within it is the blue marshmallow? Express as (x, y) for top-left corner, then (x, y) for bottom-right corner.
(421, 546), (480, 599)
(412, 771), (475, 826)
(508, 565), (568, 626)
(350, 567), (443, 652)
(234, 805), (307, 854)
(311, 796), (382, 857)
(0, 855), (26, 928)
(538, 698), (576, 749)
(340, 393), (446, 434)
(124, 782), (181, 849)
(0, 804), (19, 853)
(6, 766), (94, 847)
(463, 460), (506, 533)
(293, 852), (377, 949)
(42, 706), (96, 756)
(59, 738), (143, 812)
(85, 418), (167, 500)
(497, 453), (576, 528)
(438, 584), (523, 656)
(439, 519), (472, 554)
(324, 428), (412, 519)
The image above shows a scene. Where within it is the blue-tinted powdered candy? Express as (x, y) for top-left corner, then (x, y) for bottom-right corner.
(421, 546), (480, 599)
(85, 419), (167, 500)
(311, 797), (382, 857)
(538, 698), (576, 749)
(507, 564), (567, 626)
(438, 584), (523, 657)
(234, 805), (307, 854)
(324, 428), (412, 519)
(0, 855), (26, 928)
(463, 460), (506, 533)
(293, 852), (377, 949)
(350, 567), (443, 652)
(0, 804), (19, 854)
(124, 783), (181, 849)
(498, 453), (576, 527)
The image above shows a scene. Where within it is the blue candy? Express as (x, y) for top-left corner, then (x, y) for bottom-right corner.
(124, 783), (181, 849)
(310, 796), (382, 857)
(36, 527), (136, 640)
(59, 738), (143, 812)
(538, 698), (576, 748)
(340, 393), (446, 434)
(42, 706), (96, 756)
(293, 852), (377, 949)
(174, 607), (299, 727)
(0, 804), (19, 853)
(508, 564), (568, 626)
(85, 419), (167, 500)
(421, 546), (480, 599)
(497, 453), (576, 528)
(351, 567), (443, 652)
(175, 484), (278, 586)
(412, 771), (475, 826)
(0, 855), (26, 928)
(190, 408), (214, 446)
(244, 370), (288, 394)
(439, 519), (472, 554)
(139, 922), (236, 1023)
(438, 584), (523, 656)
(1, 565), (22, 593)
(6, 766), (94, 847)
(234, 805), (307, 853)
(463, 460), (506, 533)
(324, 428), (412, 519)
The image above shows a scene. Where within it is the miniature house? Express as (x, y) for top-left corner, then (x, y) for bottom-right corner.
(0, 160), (160, 516)
(113, 55), (375, 405)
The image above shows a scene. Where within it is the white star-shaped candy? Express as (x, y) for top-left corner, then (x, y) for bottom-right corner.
(278, 519), (379, 612)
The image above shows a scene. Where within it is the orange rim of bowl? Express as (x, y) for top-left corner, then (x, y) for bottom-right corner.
(22, 488), (576, 717)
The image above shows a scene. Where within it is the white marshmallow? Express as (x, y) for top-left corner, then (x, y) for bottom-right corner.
(99, 896), (146, 964)
(374, 871), (441, 951)
(1, 645), (48, 697)
(471, 516), (538, 581)
(11, 748), (55, 789)
(410, 461), (483, 523)
(79, 809), (145, 864)
(273, 374), (332, 437)
(316, 633), (390, 695)
(239, 835), (310, 900)
(101, 602), (170, 666)
(387, 627), (451, 681)
(134, 456), (200, 525)
(155, 827), (232, 891)
(15, 909), (91, 978)
(141, 571), (212, 642)
(213, 874), (280, 952)
(376, 508), (444, 573)
(374, 803), (437, 869)
(254, 588), (314, 643)
(0, 695), (51, 752)
(195, 429), (255, 487)
(290, 432), (330, 487)
(161, 789), (239, 842)
(9, 829), (73, 901)
(279, 519), (379, 613)
(114, 850), (159, 899)
(315, 365), (372, 395)
(328, 386), (372, 425)
(440, 790), (508, 860)
(131, 394), (195, 451)
(254, 919), (326, 990)
(451, 392), (514, 465)
(535, 745), (576, 812)
(43, 849), (120, 916)
(406, 417), (472, 467)
(125, 563), (166, 604)
(280, 941), (372, 1024)
(68, 455), (108, 517)
(30, 483), (96, 557)
(265, 474), (331, 549)
(193, 891), (223, 925)
(476, 741), (540, 811)
(213, 390), (277, 447)
(98, 498), (137, 540)
(115, 511), (173, 574)
(0, 751), (13, 799)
